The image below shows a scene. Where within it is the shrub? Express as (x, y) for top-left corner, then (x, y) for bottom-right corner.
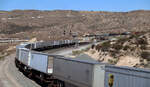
(101, 41), (111, 51)
(108, 58), (119, 64)
(140, 45), (147, 50)
(112, 44), (123, 50)
(117, 38), (129, 43)
(91, 44), (95, 49)
(110, 52), (116, 57)
(90, 50), (96, 54)
(0, 56), (5, 61)
(72, 50), (82, 55)
(108, 59), (113, 64)
(83, 47), (90, 52)
(0, 56), (2, 59)
(95, 44), (101, 51)
(123, 45), (130, 50)
(141, 52), (150, 61)
(137, 38), (148, 45)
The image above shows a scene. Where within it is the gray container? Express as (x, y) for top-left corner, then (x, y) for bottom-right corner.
(16, 48), (20, 59)
(16, 42), (62, 74)
(104, 65), (150, 87)
(29, 51), (56, 74)
(53, 57), (150, 87)
(29, 51), (49, 73)
(53, 57), (103, 87)
(54, 41), (60, 46)
(18, 47), (55, 74)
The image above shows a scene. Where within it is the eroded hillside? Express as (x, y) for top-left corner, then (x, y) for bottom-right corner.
(86, 32), (150, 68)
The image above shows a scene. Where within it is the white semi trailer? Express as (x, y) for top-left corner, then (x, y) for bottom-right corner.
(53, 56), (150, 87)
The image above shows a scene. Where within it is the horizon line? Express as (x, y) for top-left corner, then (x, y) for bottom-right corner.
(0, 9), (150, 13)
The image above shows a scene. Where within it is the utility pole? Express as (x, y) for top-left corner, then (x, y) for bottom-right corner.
(72, 32), (79, 48)
(63, 30), (66, 36)
(69, 30), (72, 36)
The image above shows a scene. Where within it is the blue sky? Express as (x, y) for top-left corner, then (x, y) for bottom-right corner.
(0, 0), (150, 12)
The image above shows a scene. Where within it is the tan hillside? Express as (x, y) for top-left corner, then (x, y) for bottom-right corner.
(86, 32), (150, 68)
(0, 10), (150, 41)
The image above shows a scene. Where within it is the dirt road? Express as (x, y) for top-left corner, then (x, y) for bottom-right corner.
(0, 53), (40, 87)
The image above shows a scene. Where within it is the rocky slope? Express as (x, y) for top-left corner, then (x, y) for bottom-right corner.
(0, 10), (150, 41)
(86, 32), (150, 68)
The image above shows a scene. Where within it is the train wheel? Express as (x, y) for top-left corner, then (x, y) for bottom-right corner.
(15, 60), (19, 68)
(28, 72), (33, 79)
(48, 81), (54, 87)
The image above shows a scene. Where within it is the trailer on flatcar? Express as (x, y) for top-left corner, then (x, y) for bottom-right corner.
(53, 55), (150, 87)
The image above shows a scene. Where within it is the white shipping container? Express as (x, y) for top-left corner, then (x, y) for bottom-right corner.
(30, 52), (48, 73)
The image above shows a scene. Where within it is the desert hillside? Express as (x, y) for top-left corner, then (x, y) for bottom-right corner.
(86, 32), (150, 68)
(0, 10), (150, 40)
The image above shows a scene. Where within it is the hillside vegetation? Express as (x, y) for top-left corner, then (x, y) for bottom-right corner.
(87, 32), (150, 68)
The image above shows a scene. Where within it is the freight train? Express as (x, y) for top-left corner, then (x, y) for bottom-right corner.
(15, 39), (82, 87)
(15, 39), (150, 87)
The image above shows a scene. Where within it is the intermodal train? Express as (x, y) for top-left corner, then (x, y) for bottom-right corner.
(15, 39), (81, 87)
(15, 38), (150, 87)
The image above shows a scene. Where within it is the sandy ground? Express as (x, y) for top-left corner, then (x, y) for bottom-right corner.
(116, 56), (140, 67)
(0, 53), (40, 87)
(86, 47), (141, 67)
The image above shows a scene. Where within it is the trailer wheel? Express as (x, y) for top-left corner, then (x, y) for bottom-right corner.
(15, 59), (19, 68)
(28, 72), (33, 79)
